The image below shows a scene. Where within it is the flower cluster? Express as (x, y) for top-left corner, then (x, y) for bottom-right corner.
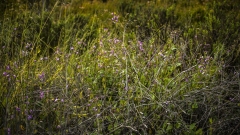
(25, 42), (32, 49)
(16, 106), (21, 112)
(3, 65), (16, 81)
(40, 57), (48, 61)
(138, 41), (144, 51)
(111, 12), (119, 23)
(198, 55), (213, 74)
(38, 72), (45, 81)
(26, 109), (33, 120)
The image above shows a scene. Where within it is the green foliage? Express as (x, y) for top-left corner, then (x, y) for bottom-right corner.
(0, 0), (240, 134)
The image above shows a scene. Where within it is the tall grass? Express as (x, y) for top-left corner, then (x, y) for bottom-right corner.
(1, 0), (240, 134)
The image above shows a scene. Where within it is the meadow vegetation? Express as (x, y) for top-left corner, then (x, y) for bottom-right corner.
(0, 0), (240, 134)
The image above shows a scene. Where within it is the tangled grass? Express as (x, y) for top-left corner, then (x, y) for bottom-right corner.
(1, 0), (240, 134)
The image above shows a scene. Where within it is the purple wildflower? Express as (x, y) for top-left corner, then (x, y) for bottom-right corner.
(16, 107), (20, 112)
(92, 107), (97, 111)
(29, 109), (33, 113)
(26, 43), (31, 49)
(114, 38), (120, 44)
(3, 72), (8, 76)
(6, 65), (11, 70)
(39, 72), (45, 81)
(110, 49), (114, 56)
(111, 13), (119, 23)
(112, 15), (119, 22)
(99, 40), (103, 46)
(57, 125), (61, 129)
(138, 41), (144, 51)
(7, 128), (10, 135)
(40, 91), (44, 99)
(54, 98), (58, 102)
(27, 115), (33, 120)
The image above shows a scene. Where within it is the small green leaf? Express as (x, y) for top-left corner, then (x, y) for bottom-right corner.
(151, 94), (155, 100)
(176, 122), (181, 129)
(166, 123), (173, 131)
(163, 121), (168, 129)
(171, 47), (177, 52)
(189, 123), (196, 130)
(196, 128), (203, 135)
(192, 102), (198, 109)
(209, 118), (213, 124)
(176, 63), (182, 67)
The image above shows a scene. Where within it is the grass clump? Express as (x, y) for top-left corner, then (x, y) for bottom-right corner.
(1, 0), (240, 134)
